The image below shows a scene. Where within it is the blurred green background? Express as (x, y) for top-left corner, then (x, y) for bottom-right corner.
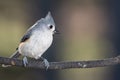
(0, 0), (120, 80)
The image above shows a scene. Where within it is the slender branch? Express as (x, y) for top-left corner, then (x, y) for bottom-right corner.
(0, 56), (120, 69)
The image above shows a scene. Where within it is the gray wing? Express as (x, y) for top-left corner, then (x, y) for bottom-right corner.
(12, 30), (32, 58)
(20, 29), (32, 42)
(20, 18), (45, 43)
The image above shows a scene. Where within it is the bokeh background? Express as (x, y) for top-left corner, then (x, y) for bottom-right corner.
(0, 0), (120, 80)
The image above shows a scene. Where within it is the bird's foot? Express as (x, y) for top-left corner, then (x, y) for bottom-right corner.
(23, 57), (28, 67)
(40, 57), (49, 70)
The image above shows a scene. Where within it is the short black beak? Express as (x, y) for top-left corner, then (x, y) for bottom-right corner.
(54, 29), (60, 34)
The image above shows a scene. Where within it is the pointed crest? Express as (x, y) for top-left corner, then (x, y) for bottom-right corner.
(45, 11), (55, 26)
(45, 12), (52, 20)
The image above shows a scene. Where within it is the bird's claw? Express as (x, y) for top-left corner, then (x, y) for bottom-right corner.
(43, 59), (50, 70)
(23, 57), (28, 67)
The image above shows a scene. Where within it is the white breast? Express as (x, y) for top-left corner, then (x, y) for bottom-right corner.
(18, 31), (53, 59)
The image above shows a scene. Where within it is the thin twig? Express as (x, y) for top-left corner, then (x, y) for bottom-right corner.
(0, 56), (120, 70)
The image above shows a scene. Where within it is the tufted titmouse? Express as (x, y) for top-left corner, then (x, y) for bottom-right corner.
(3, 12), (57, 69)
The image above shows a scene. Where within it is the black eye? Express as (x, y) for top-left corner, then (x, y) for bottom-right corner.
(49, 25), (53, 29)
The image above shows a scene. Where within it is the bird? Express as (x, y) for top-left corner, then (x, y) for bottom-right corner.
(2, 12), (57, 69)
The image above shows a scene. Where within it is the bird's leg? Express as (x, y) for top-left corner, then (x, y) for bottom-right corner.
(40, 57), (50, 70)
(23, 56), (28, 67)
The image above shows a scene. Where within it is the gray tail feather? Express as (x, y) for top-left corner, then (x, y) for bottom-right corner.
(10, 50), (21, 58)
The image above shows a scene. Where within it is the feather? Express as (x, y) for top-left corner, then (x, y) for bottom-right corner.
(20, 29), (32, 42)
